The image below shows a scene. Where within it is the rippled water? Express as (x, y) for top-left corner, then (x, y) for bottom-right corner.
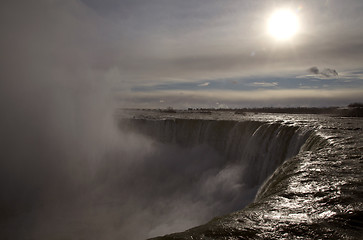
(121, 110), (363, 240)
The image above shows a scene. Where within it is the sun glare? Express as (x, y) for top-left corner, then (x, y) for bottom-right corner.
(268, 9), (299, 40)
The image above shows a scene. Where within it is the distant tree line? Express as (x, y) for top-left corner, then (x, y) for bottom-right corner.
(121, 102), (363, 117)
(348, 102), (363, 108)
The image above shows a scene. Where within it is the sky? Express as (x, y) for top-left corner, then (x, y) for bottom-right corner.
(1, 0), (363, 109)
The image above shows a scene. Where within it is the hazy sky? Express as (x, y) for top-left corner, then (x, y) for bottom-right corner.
(2, 0), (363, 108)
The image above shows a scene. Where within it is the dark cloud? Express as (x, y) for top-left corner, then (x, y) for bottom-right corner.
(309, 66), (320, 74)
(308, 66), (339, 78)
(321, 68), (339, 77)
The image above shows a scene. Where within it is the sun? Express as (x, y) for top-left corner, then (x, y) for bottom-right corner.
(268, 9), (299, 40)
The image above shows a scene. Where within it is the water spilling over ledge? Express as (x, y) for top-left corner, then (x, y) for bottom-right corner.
(120, 118), (315, 212)
(120, 110), (363, 239)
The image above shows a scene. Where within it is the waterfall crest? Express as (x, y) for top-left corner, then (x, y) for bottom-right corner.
(121, 118), (317, 189)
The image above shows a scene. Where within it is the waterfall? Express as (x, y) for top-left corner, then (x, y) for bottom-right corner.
(120, 118), (315, 190)
(118, 117), (334, 239)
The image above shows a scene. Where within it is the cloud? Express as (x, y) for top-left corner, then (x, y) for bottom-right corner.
(321, 68), (338, 77)
(80, 0), (363, 86)
(247, 82), (278, 87)
(337, 70), (363, 80)
(198, 82), (210, 87)
(307, 66), (339, 78)
(118, 88), (363, 109)
(309, 66), (320, 75)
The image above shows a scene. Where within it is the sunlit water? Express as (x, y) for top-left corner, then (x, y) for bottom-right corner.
(120, 110), (363, 239)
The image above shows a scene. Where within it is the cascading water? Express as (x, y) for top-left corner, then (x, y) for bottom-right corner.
(124, 111), (362, 240)
(119, 115), (322, 237)
(121, 119), (313, 190)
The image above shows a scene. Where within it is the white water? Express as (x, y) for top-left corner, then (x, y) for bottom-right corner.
(117, 116), (316, 238)
(148, 113), (362, 240)
(123, 118), (313, 187)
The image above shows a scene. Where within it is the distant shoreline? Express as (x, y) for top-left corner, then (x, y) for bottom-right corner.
(121, 106), (363, 117)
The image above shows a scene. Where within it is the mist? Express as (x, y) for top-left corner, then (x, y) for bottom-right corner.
(0, 1), (255, 239)
(0, 0), (148, 239)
